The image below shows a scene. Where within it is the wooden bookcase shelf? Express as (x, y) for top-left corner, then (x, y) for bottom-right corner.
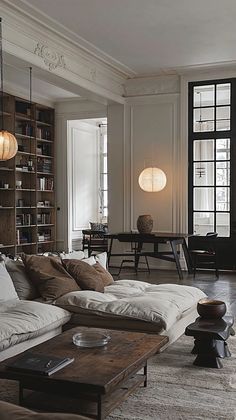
(0, 93), (56, 256)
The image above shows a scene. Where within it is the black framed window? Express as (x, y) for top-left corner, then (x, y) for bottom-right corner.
(188, 80), (236, 237)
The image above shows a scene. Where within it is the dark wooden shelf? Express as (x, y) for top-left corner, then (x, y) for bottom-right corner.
(15, 133), (35, 140)
(37, 224), (54, 227)
(0, 92), (55, 256)
(0, 244), (15, 248)
(17, 151), (36, 156)
(36, 120), (52, 127)
(37, 190), (54, 192)
(37, 154), (53, 159)
(16, 206), (36, 209)
(37, 172), (54, 176)
(36, 138), (53, 143)
(17, 225), (36, 228)
(16, 189), (36, 192)
(37, 240), (54, 244)
(16, 242), (37, 247)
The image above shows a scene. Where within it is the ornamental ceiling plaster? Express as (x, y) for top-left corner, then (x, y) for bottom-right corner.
(6, 0), (236, 76)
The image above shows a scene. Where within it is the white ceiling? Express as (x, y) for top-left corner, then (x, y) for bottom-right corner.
(4, 64), (78, 101)
(12, 0), (236, 76)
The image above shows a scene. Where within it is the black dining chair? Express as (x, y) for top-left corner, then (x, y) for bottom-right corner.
(190, 232), (219, 278)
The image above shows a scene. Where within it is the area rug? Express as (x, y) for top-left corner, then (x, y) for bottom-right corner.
(0, 335), (235, 420)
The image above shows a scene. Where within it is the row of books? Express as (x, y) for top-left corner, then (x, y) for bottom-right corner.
(37, 231), (51, 242)
(36, 144), (52, 156)
(37, 177), (54, 191)
(37, 158), (52, 173)
(36, 127), (52, 140)
(16, 213), (34, 226)
(37, 213), (51, 224)
(16, 230), (32, 245)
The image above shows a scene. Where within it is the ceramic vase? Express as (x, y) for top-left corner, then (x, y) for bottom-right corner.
(137, 215), (153, 234)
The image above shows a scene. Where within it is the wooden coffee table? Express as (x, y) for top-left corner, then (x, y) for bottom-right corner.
(0, 327), (168, 419)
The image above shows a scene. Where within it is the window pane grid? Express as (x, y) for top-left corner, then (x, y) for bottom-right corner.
(190, 82), (232, 237)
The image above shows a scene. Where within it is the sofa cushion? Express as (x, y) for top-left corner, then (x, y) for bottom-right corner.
(22, 255), (80, 300)
(60, 250), (85, 261)
(4, 257), (39, 300)
(0, 401), (88, 420)
(0, 262), (19, 302)
(62, 259), (104, 292)
(93, 262), (114, 286)
(55, 281), (206, 332)
(0, 300), (71, 352)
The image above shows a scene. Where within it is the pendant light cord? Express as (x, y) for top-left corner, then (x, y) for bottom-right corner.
(29, 66), (32, 210)
(0, 17), (4, 131)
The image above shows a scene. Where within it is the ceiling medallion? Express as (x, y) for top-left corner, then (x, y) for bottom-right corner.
(34, 42), (66, 71)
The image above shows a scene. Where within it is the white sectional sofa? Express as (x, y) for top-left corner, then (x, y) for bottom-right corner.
(0, 252), (206, 360)
(0, 260), (71, 361)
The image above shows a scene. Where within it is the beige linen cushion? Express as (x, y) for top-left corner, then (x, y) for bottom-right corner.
(62, 259), (104, 292)
(0, 261), (19, 302)
(4, 257), (39, 300)
(0, 401), (88, 420)
(22, 255), (80, 300)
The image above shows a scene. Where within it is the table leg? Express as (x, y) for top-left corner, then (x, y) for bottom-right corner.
(143, 363), (147, 387)
(19, 383), (24, 405)
(97, 395), (102, 420)
(170, 240), (183, 280)
(107, 237), (114, 267)
(182, 238), (193, 274)
(192, 338), (224, 368)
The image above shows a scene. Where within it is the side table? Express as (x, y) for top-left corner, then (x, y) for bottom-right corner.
(185, 315), (234, 368)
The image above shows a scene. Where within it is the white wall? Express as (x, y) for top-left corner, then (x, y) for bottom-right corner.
(107, 78), (183, 268)
(68, 120), (99, 249)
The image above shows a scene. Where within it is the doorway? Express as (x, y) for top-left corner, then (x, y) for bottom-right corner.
(67, 118), (107, 251)
(188, 79), (236, 269)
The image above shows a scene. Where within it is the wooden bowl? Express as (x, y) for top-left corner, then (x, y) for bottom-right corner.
(197, 298), (226, 319)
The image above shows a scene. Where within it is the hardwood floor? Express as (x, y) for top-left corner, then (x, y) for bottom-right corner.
(109, 267), (236, 317)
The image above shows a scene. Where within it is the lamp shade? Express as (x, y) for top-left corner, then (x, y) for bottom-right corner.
(0, 130), (18, 160)
(138, 167), (167, 192)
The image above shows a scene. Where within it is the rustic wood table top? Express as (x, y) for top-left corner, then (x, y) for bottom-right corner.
(0, 327), (168, 395)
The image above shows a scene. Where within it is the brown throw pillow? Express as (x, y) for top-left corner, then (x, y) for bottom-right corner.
(62, 259), (104, 292)
(22, 254), (80, 300)
(93, 262), (114, 286)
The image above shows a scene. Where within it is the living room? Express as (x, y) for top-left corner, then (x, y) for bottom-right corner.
(0, 1), (235, 419)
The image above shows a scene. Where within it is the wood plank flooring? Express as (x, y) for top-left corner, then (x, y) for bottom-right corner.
(109, 267), (236, 317)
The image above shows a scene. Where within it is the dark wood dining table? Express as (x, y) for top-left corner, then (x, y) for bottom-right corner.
(105, 231), (193, 280)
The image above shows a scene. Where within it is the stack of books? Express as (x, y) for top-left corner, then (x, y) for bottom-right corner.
(7, 352), (74, 376)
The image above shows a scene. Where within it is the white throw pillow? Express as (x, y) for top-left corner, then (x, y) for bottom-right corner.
(0, 261), (19, 301)
(95, 252), (107, 269)
(82, 252), (107, 270)
(60, 250), (85, 260)
(82, 256), (96, 266)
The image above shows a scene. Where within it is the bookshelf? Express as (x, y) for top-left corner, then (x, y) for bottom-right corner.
(0, 93), (55, 256)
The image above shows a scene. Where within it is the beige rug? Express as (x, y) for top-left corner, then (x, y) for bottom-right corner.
(0, 335), (235, 420)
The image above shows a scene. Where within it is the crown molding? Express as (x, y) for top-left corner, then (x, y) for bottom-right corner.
(1, 0), (135, 78)
(124, 75), (180, 97)
(0, 1), (126, 104)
